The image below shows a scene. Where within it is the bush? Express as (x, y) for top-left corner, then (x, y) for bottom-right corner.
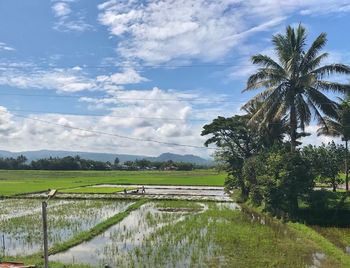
(241, 151), (315, 218)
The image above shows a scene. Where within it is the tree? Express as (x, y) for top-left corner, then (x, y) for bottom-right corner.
(303, 142), (343, 191)
(242, 150), (314, 217)
(317, 93), (350, 191)
(201, 115), (260, 196)
(243, 24), (350, 152)
(114, 157), (120, 167)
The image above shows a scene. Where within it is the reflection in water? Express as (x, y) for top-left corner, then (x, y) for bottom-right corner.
(51, 202), (238, 267)
(0, 199), (133, 256)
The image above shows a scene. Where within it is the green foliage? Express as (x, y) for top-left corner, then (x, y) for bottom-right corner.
(243, 24), (350, 152)
(303, 142), (344, 191)
(241, 151), (314, 217)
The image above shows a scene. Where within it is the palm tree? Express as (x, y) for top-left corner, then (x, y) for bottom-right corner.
(318, 94), (350, 191)
(242, 24), (350, 152)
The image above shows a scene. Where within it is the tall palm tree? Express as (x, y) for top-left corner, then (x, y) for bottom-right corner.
(242, 24), (350, 152)
(318, 93), (350, 191)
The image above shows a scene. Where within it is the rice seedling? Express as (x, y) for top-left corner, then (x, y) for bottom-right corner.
(0, 199), (133, 256)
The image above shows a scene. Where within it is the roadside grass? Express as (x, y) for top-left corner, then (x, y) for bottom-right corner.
(0, 169), (225, 196)
(61, 186), (135, 194)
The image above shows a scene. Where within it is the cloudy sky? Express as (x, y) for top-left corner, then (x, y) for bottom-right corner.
(0, 0), (350, 157)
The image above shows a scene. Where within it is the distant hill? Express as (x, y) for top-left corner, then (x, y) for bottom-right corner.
(0, 150), (214, 166)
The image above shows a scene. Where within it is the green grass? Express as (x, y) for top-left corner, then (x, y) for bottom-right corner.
(0, 169), (225, 196)
(288, 223), (350, 268)
(61, 186), (135, 194)
(312, 226), (350, 253)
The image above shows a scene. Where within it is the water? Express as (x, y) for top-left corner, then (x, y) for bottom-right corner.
(51, 202), (207, 266)
(0, 199), (133, 256)
(51, 202), (237, 267)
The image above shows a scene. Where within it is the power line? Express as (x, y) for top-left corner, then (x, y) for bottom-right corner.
(10, 108), (210, 122)
(0, 92), (245, 103)
(1, 110), (215, 150)
(0, 62), (254, 70)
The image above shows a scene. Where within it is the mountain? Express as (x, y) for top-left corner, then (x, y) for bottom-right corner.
(0, 150), (214, 166)
(147, 153), (212, 165)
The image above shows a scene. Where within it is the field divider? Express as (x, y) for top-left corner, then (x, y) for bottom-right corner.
(33, 199), (147, 257)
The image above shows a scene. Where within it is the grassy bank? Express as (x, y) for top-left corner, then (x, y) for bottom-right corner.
(0, 169), (225, 196)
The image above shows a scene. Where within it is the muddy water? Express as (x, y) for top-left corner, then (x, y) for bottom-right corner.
(50, 202), (207, 266)
(0, 200), (133, 256)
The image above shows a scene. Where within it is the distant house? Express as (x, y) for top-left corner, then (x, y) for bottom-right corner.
(164, 165), (178, 171)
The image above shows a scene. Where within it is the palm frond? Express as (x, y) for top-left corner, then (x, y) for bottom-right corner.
(316, 80), (350, 93)
(312, 64), (350, 78)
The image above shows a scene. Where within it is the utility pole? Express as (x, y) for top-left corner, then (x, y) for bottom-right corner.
(42, 201), (49, 268)
(42, 189), (57, 268)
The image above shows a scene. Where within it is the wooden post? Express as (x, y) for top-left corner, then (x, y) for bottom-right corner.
(42, 201), (49, 268)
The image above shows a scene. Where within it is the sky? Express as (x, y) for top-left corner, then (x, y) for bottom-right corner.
(0, 0), (350, 158)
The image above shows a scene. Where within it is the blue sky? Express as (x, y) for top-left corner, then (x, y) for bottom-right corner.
(0, 0), (350, 157)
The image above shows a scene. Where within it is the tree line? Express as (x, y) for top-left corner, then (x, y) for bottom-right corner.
(0, 155), (201, 171)
(202, 24), (350, 219)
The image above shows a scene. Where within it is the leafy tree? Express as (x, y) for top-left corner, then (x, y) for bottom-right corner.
(242, 151), (314, 217)
(201, 115), (260, 196)
(243, 24), (350, 152)
(303, 142), (344, 191)
(114, 157), (120, 166)
(317, 93), (350, 191)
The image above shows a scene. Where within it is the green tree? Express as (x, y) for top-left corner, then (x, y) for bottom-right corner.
(303, 142), (344, 192)
(201, 115), (260, 196)
(243, 24), (350, 152)
(317, 94), (350, 191)
(114, 157), (120, 166)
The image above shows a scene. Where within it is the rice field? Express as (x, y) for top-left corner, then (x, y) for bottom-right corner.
(0, 199), (133, 256)
(0, 175), (350, 267)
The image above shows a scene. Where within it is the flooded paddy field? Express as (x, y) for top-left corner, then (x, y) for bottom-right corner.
(51, 201), (233, 267)
(1, 188), (350, 267)
(0, 198), (133, 256)
(26, 185), (232, 202)
(48, 200), (346, 268)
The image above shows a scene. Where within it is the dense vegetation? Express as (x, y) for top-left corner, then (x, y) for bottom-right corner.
(0, 155), (203, 171)
(202, 24), (350, 220)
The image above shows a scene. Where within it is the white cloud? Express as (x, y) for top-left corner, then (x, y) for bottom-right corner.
(0, 65), (147, 93)
(52, 2), (71, 17)
(301, 124), (342, 147)
(0, 42), (15, 51)
(96, 68), (148, 88)
(0, 67), (96, 93)
(98, 0), (350, 65)
(0, 90), (212, 156)
(51, 1), (93, 32)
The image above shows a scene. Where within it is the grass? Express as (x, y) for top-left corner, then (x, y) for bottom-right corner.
(312, 226), (350, 253)
(61, 186), (135, 194)
(289, 223), (350, 268)
(0, 169), (225, 196)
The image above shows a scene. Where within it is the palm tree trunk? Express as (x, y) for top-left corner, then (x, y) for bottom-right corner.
(346, 140), (349, 191)
(290, 104), (297, 152)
